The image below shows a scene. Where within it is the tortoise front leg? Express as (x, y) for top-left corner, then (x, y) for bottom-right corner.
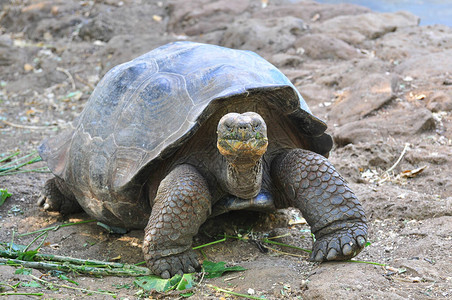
(272, 149), (368, 261)
(143, 164), (211, 278)
(37, 177), (82, 215)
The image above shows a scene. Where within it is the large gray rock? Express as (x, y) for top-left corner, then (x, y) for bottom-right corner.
(313, 11), (420, 45)
(375, 25), (452, 60)
(329, 73), (394, 125)
(221, 16), (308, 52)
(295, 33), (363, 60)
(395, 49), (452, 81)
(333, 107), (436, 146)
(253, 1), (371, 23)
(167, 0), (253, 35)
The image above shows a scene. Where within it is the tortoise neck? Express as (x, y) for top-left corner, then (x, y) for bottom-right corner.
(225, 158), (263, 199)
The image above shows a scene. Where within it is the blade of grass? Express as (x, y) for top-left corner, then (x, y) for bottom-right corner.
(0, 157), (43, 175)
(29, 274), (117, 296)
(0, 151), (40, 170)
(1, 167), (50, 176)
(8, 230), (16, 255)
(207, 284), (267, 300)
(0, 151), (20, 163)
(261, 238), (311, 253)
(0, 292), (44, 296)
(345, 259), (386, 266)
(18, 219), (96, 237)
(192, 237), (227, 250)
(22, 231), (48, 252)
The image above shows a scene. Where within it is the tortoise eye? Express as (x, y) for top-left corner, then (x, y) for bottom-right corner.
(252, 123), (261, 130)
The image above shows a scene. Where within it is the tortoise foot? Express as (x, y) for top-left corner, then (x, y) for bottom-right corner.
(147, 250), (200, 279)
(309, 222), (367, 262)
(37, 177), (82, 215)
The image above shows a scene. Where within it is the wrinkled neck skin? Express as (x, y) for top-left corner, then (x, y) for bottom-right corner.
(224, 157), (263, 199)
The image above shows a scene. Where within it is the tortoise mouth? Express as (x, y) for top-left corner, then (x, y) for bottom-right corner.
(217, 135), (268, 160)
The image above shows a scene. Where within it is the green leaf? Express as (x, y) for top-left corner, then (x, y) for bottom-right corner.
(181, 292), (194, 297)
(21, 281), (42, 288)
(4, 243), (27, 252)
(17, 250), (38, 261)
(58, 274), (79, 285)
(15, 268), (32, 275)
(176, 273), (195, 290)
(134, 274), (182, 292)
(202, 260), (246, 279)
(0, 188), (12, 206)
(112, 283), (131, 289)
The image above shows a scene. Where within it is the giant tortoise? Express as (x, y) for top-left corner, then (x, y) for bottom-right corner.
(38, 41), (367, 278)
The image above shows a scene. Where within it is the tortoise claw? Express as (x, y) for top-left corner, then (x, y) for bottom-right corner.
(147, 250), (200, 278)
(310, 224), (367, 262)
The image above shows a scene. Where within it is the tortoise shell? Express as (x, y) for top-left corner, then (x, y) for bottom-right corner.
(39, 41), (332, 227)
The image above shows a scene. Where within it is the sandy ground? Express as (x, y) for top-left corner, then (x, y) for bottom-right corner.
(1, 0), (451, 299)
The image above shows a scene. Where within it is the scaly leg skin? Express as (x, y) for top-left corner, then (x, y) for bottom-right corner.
(37, 177), (82, 215)
(272, 149), (368, 262)
(143, 164), (211, 278)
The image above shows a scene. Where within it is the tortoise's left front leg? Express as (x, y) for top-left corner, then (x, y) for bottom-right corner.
(143, 164), (211, 278)
(272, 149), (368, 261)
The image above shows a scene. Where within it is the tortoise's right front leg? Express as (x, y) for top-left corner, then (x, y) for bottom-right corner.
(37, 177), (82, 215)
(143, 164), (211, 278)
(272, 149), (367, 262)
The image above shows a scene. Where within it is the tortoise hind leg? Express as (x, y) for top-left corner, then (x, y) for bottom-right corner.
(37, 177), (82, 215)
(143, 164), (211, 278)
(272, 149), (368, 261)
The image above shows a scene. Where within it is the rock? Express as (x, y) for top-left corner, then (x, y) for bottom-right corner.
(268, 53), (303, 68)
(375, 25), (452, 61)
(299, 83), (334, 106)
(167, 0), (252, 35)
(333, 107), (436, 146)
(253, 1), (371, 23)
(0, 35), (15, 66)
(294, 33), (363, 60)
(313, 11), (420, 45)
(394, 49), (452, 83)
(221, 16), (308, 52)
(405, 147), (450, 165)
(426, 91), (452, 112)
(329, 73), (394, 125)
(79, 19), (114, 42)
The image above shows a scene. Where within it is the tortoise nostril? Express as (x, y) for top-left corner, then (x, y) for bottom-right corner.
(236, 122), (251, 131)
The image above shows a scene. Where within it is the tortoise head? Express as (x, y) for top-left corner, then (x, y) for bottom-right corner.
(217, 112), (268, 167)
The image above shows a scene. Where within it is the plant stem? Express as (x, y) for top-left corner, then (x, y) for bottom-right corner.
(1, 167), (50, 176)
(18, 219), (97, 237)
(345, 259), (386, 266)
(0, 151), (41, 172)
(9, 230), (15, 255)
(23, 231), (48, 252)
(261, 239), (311, 253)
(30, 274), (116, 297)
(0, 292), (44, 296)
(207, 284), (267, 300)
(264, 245), (308, 258)
(0, 257), (152, 276)
(0, 151), (19, 163)
(192, 237), (227, 250)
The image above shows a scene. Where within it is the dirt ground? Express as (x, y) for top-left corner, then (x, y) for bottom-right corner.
(1, 0), (451, 299)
